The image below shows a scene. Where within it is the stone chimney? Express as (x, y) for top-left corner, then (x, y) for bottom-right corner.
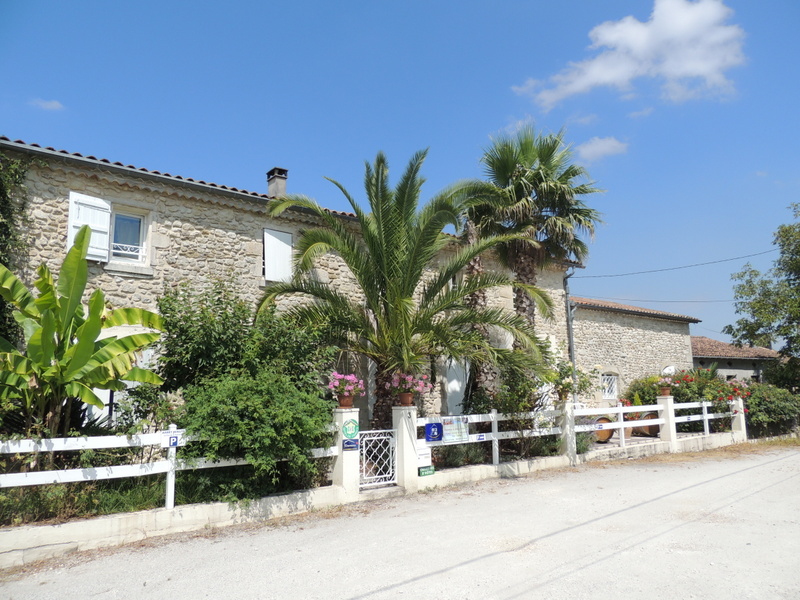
(267, 167), (288, 197)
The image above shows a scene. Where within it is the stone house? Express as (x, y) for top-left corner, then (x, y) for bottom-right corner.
(570, 298), (699, 406)
(1, 136), (700, 421)
(691, 336), (780, 382)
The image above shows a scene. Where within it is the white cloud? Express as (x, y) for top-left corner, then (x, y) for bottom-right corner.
(30, 98), (65, 111)
(514, 0), (745, 111)
(575, 137), (628, 162)
(571, 113), (598, 125)
(629, 107), (654, 118)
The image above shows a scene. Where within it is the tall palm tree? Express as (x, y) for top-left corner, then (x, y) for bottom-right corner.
(475, 126), (602, 326)
(259, 150), (552, 428)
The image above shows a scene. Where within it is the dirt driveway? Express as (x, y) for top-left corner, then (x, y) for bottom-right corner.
(2, 445), (799, 599)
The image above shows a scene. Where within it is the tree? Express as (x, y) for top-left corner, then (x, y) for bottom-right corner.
(260, 150), (552, 428)
(724, 204), (800, 388)
(0, 225), (163, 437)
(473, 126), (602, 325)
(458, 127), (601, 403)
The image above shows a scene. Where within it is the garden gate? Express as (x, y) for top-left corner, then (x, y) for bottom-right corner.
(358, 429), (396, 489)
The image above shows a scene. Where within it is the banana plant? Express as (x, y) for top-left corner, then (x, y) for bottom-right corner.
(0, 225), (163, 437)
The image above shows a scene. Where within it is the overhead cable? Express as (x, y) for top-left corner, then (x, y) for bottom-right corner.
(574, 249), (777, 279)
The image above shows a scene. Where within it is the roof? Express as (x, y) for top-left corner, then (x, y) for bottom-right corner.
(572, 297), (700, 323)
(691, 336), (780, 360)
(0, 136), (358, 219)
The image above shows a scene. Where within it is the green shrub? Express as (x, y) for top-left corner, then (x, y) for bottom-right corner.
(433, 443), (487, 468)
(180, 369), (334, 491)
(745, 383), (800, 437)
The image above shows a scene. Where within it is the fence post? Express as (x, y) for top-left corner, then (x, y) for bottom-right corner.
(617, 402), (627, 448)
(491, 409), (499, 466)
(702, 402), (710, 435)
(165, 423), (177, 510)
(658, 393), (679, 452)
(393, 406), (419, 493)
(731, 396), (748, 443)
(559, 402), (577, 467)
(331, 407), (361, 500)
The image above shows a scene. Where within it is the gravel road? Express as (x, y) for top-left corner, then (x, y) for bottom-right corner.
(2, 446), (799, 599)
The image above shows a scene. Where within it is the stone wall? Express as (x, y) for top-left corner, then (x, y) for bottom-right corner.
(572, 307), (693, 405)
(20, 159), (328, 310)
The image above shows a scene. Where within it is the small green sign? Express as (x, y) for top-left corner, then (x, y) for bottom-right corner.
(418, 465), (435, 477)
(342, 419), (359, 439)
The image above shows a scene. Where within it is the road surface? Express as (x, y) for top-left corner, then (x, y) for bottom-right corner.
(2, 446), (799, 599)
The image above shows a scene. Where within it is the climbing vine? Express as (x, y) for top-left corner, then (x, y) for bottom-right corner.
(0, 151), (30, 344)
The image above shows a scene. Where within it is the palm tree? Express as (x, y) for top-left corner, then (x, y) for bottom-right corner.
(259, 150), (552, 428)
(474, 126), (602, 326)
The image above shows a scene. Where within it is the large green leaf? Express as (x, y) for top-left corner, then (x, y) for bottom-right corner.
(57, 224), (90, 336)
(33, 264), (60, 315)
(63, 289), (105, 379)
(122, 367), (164, 385)
(64, 381), (104, 409)
(0, 262), (39, 319)
(26, 309), (57, 370)
(75, 332), (161, 382)
(103, 307), (163, 330)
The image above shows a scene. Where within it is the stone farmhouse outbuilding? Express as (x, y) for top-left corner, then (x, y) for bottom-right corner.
(691, 336), (780, 383)
(1, 136), (701, 421)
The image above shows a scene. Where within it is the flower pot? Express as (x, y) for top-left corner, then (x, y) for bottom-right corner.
(337, 394), (354, 408)
(658, 386), (671, 396)
(397, 392), (414, 406)
(623, 426), (633, 439)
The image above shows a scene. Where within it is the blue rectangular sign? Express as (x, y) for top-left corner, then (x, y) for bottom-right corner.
(425, 423), (443, 442)
(342, 438), (359, 451)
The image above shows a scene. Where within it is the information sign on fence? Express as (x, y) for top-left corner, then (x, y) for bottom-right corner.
(160, 429), (186, 448)
(425, 423), (443, 442)
(342, 419), (359, 439)
(342, 438), (359, 451)
(441, 416), (469, 444)
(417, 448), (432, 467)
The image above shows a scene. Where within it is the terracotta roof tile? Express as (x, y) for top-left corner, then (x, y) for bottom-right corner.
(691, 336), (780, 360)
(572, 297), (700, 323)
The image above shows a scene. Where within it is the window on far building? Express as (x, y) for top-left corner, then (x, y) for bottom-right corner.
(263, 228), (293, 282)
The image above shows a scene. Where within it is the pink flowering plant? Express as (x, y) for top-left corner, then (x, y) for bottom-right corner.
(328, 372), (366, 397)
(386, 373), (433, 395)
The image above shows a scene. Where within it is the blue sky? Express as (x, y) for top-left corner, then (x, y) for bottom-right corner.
(1, 0), (797, 343)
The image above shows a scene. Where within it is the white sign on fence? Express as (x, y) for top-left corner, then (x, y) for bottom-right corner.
(160, 429), (187, 448)
(417, 447), (432, 467)
(441, 416), (469, 444)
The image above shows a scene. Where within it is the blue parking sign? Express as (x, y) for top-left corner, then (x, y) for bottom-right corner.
(425, 423), (443, 442)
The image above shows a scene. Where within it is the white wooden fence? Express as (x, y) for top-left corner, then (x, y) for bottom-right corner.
(416, 409), (562, 465)
(0, 425), (338, 509)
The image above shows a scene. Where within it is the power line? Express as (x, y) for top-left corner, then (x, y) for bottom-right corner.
(574, 249), (777, 279)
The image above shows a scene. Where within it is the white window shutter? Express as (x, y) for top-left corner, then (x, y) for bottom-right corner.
(263, 228), (293, 282)
(68, 192), (111, 262)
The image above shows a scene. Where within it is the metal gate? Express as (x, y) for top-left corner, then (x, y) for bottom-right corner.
(359, 429), (396, 490)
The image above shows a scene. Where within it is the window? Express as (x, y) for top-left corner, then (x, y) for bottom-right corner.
(68, 192), (147, 263)
(602, 374), (618, 401)
(263, 228), (292, 282)
(111, 212), (145, 262)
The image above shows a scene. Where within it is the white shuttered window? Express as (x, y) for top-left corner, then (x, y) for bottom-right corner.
(263, 228), (292, 282)
(68, 192), (112, 262)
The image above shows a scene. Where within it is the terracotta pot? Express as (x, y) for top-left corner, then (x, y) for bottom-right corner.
(337, 394), (354, 408)
(659, 386), (672, 396)
(397, 392), (414, 406)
